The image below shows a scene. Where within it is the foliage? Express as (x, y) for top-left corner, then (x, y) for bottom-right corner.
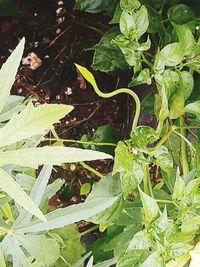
(0, 39), (115, 266)
(73, 0), (200, 265)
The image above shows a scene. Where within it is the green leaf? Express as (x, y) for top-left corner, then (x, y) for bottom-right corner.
(120, 5), (149, 39)
(0, 168), (46, 221)
(80, 183), (91, 196)
(172, 170), (185, 200)
(160, 43), (184, 67)
(91, 28), (128, 73)
(117, 250), (149, 267)
(0, 146), (112, 168)
(173, 24), (195, 56)
(181, 216), (200, 234)
(180, 71), (194, 100)
(127, 230), (149, 250)
(184, 101), (200, 119)
(14, 165), (53, 227)
(16, 196), (119, 233)
(113, 142), (144, 196)
(131, 126), (159, 148)
(52, 225), (85, 266)
(120, 0), (141, 12)
(0, 102), (73, 148)
(155, 206), (168, 233)
(75, 0), (118, 15)
(168, 4), (196, 28)
(16, 234), (60, 266)
(0, 38), (24, 113)
(153, 48), (165, 74)
(129, 68), (151, 87)
(139, 187), (159, 225)
(169, 90), (185, 119)
(141, 251), (164, 267)
(0, 248), (6, 267)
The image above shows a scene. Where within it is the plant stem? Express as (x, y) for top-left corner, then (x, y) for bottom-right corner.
(80, 162), (104, 178)
(146, 165), (154, 198)
(80, 225), (99, 236)
(143, 164), (149, 195)
(59, 255), (71, 267)
(142, 53), (153, 68)
(179, 117), (189, 179)
(156, 126), (174, 146)
(45, 138), (117, 147)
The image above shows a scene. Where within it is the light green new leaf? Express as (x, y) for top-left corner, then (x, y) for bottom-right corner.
(120, 0), (141, 12)
(0, 168), (46, 221)
(139, 187), (159, 226)
(141, 251), (163, 267)
(16, 234), (60, 266)
(185, 101), (200, 119)
(0, 102), (74, 147)
(117, 249), (149, 267)
(181, 71), (194, 100)
(173, 24), (195, 56)
(0, 248), (6, 267)
(127, 230), (149, 250)
(0, 38), (25, 113)
(172, 170), (185, 200)
(0, 146), (112, 168)
(15, 196), (119, 233)
(160, 42), (184, 67)
(169, 90), (185, 119)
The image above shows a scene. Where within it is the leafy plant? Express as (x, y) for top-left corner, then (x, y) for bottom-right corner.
(72, 0), (200, 263)
(0, 39), (117, 266)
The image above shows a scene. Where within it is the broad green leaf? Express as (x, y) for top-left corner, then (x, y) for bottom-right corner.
(120, 5), (149, 40)
(160, 43), (184, 67)
(168, 4), (196, 28)
(166, 253), (190, 267)
(0, 146), (112, 168)
(131, 126), (159, 148)
(173, 24), (195, 56)
(181, 216), (200, 234)
(141, 251), (164, 267)
(153, 48), (165, 74)
(172, 170), (185, 200)
(139, 187), (159, 226)
(127, 230), (149, 250)
(117, 249), (149, 267)
(169, 90), (185, 119)
(16, 234), (60, 266)
(75, 0), (118, 15)
(91, 27), (128, 73)
(120, 0), (141, 12)
(16, 196), (119, 233)
(52, 225), (85, 266)
(129, 68), (151, 87)
(0, 38), (24, 113)
(185, 101), (200, 119)
(155, 206), (168, 233)
(181, 71), (194, 100)
(0, 248), (6, 267)
(113, 142), (144, 196)
(0, 102), (73, 148)
(0, 168), (46, 221)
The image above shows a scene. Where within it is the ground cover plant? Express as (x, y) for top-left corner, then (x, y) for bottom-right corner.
(1, 0), (200, 266)
(73, 0), (200, 266)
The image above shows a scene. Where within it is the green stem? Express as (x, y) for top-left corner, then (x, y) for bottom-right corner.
(142, 53), (153, 68)
(179, 117), (189, 179)
(146, 164), (154, 198)
(155, 199), (180, 209)
(59, 255), (71, 267)
(143, 164), (149, 195)
(156, 126), (174, 147)
(80, 162), (104, 178)
(94, 87), (140, 134)
(45, 138), (117, 147)
(80, 225), (99, 236)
